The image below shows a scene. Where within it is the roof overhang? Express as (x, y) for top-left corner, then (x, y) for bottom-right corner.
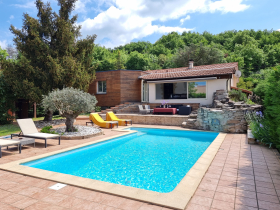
(146, 77), (217, 83)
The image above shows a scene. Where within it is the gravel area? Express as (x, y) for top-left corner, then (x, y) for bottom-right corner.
(34, 119), (66, 128)
(53, 125), (102, 136)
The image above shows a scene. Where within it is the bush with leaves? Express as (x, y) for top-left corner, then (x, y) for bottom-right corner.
(228, 89), (248, 102)
(245, 111), (274, 147)
(0, 72), (16, 125)
(42, 87), (97, 132)
(40, 126), (59, 134)
(261, 65), (280, 148)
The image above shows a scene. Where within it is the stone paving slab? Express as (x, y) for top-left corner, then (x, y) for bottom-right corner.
(0, 121), (280, 209)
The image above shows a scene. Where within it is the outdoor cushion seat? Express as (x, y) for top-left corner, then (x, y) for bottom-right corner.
(89, 113), (118, 129)
(0, 140), (21, 158)
(11, 119), (61, 148)
(106, 112), (132, 126)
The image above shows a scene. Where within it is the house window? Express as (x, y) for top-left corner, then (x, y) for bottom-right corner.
(188, 81), (206, 98)
(155, 81), (207, 99)
(97, 81), (106, 94)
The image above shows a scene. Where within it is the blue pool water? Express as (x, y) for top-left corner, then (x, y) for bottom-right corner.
(22, 128), (218, 193)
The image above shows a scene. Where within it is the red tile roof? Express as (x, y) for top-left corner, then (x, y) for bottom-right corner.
(139, 62), (238, 80)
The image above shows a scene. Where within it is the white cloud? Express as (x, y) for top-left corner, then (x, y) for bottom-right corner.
(180, 15), (191, 25)
(0, 40), (7, 49)
(277, 29), (280, 32)
(78, 0), (250, 47)
(10, 15), (14, 20)
(12, 1), (36, 9)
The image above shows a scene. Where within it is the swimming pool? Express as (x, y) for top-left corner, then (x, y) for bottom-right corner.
(22, 127), (218, 193)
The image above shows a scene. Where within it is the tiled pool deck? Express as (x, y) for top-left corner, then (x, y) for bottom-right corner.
(0, 122), (280, 210)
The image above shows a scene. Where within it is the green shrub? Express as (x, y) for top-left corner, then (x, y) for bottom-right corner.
(95, 106), (101, 112)
(228, 89), (248, 102)
(245, 111), (274, 147)
(40, 126), (58, 134)
(0, 73), (16, 125)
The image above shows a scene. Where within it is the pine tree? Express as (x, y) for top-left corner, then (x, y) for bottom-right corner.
(2, 0), (97, 120)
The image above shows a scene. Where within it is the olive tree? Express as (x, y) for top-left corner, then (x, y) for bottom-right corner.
(42, 87), (97, 132)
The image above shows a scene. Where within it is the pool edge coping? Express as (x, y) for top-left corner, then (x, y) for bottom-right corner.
(0, 126), (226, 210)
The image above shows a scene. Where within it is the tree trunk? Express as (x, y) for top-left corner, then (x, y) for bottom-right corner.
(65, 116), (75, 132)
(44, 110), (53, 121)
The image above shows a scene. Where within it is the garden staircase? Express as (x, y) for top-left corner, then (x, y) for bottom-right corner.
(101, 102), (143, 114)
(182, 113), (198, 129)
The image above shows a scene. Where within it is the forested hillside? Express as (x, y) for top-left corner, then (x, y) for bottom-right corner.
(93, 29), (280, 89)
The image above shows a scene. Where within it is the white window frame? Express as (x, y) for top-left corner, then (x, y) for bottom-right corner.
(97, 81), (107, 94)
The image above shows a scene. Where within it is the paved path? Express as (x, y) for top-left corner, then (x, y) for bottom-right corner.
(0, 123), (279, 210)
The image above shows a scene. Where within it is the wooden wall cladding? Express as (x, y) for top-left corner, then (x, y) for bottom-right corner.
(88, 70), (142, 107)
(88, 71), (121, 107)
(120, 71), (142, 104)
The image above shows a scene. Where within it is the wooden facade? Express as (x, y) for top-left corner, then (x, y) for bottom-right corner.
(88, 70), (142, 107)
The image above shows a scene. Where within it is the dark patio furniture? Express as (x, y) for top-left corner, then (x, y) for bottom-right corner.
(179, 106), (192, 115)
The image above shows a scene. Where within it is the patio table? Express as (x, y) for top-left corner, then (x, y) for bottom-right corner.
(0, 140), (21, 158)
(153, 108), (177, 115)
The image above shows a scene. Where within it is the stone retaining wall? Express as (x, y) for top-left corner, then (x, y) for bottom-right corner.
(191, 107), (261, 133)
(100, 114), (189, 126)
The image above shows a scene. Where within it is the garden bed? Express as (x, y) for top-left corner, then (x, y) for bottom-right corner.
(52, 125), (103, 140)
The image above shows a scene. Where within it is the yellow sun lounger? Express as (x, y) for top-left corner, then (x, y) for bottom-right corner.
(89, 113), (118, 129)
(106, 112), (132, 126)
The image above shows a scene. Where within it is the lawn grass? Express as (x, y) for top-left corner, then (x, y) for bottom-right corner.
(0, 124), (21, 136)
(0, 115), (65, 137)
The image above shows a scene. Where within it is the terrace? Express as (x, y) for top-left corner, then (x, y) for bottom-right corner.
(0, 119), (279, 210)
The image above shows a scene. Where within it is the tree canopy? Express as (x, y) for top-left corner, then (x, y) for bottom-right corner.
(93, 30), (280, 74)
(2, 0), (97, 104)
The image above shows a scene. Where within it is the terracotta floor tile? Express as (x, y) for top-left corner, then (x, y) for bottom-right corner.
(255, 176), (273, 183)
(138, 204), (162, 210)
(0, 202), (20, 210)
(218, 180), (237, 188)
(41, 192), (68, 204)
(18, 186), (42, 196)
(117, 198), (144, 210)
(201, 178), (219, 186)
(30, 189), (55, 200)
(235, 197), (258, 208)
(198, 183), (217, 191)
(237, 183), (256, 192)
(0, 189), (13, 199)
(1, 193), (26, 204)
(24, 201), (64, 210)
(215, 186), (236, 195)
(237, 179), (255, 186)
(195, 189), (215, 199)
(94, 204), (116, 210)
(213, 192), (235, 203)
(256, 186), (277, 196)
(57, 185), (81, 195)
(211, 199), (234, 210)
(11, 197), (38, 209)
(190, 195), (212, 207)
(72, 200), (100, 210)
(257, 192), (280, 204)
(258, 200), (280, 210)
(234, 204), (258, 210)
(101, 194), (127, 207)
(203, 173), (220, 180)
(255, 180), (275, 189)
(185, 203), (210, 210)
(236, 190), (256, 199)
(57, 196), (84, 208)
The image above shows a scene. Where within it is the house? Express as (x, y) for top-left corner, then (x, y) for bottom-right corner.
(88, 61), (241, 108)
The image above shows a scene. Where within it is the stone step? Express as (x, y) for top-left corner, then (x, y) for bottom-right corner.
(189, 114), (197, 119)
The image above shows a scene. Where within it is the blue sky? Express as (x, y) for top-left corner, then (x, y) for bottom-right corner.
(0, 0), (279, 49)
